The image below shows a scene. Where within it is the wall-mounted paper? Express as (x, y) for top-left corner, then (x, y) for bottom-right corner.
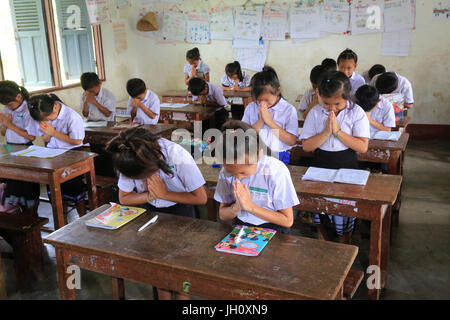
(433, 1), (450, 20)
(384, 0), (412, 32)
(161, 10), (186, 42)
(289, 6), (321, 39)
(350, 0), (384, 35)
(186, 12), (211, 44)
(232, 39), (261, 49)
(320, 0), (350, 34)
(113, 22), (128, 53)
(234, 41), (268, 72)
(116, 0), (131, 8)
(381, 29), (411, 56)
(410, 0), (417, 28)
(86, 0), (112, 25)
(262, 6), (288, 40)
(233, 7), (263, 41)
(210, 8), (234, 40)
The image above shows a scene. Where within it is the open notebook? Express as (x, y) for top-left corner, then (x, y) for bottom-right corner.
(160, 103), (189, 109)
(371, 131), (402, 141)
(302, 167), (370, 186)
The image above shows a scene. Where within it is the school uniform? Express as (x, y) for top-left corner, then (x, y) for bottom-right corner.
(184, 60), (210, 79)
(221, 72), (251, 120)
(368, 97), (396, 136)
(300, 101), (370, 235)
(192, 82), (228, 130)
(117, 138), (206, 217)
(214, 155), (299, 233)
(126, 89), (160, 125)
(349, 72), (366, 95)
(361, 70), (371, 84)
(221, 72), (251, 89)
(298, 88), (315, 113)
(242, 98), (298, 165)
(80, 86), (116, 121)
(2, 101), (40, 207)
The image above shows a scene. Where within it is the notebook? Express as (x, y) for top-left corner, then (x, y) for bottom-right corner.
(371, 131), (402, 141)
(215, 225), (276, 257)
(302, 167), (370, 186)
(83, 121), (108, 128)
(85, 203), (146, 230)
(10, 145), (67, 158)
(160, 103), (189, 109)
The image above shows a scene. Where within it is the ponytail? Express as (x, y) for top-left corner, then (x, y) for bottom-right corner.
(28, 93), (64, 121)
(0, 80), (29, 104)
(225, 61), (244, 82)
(250, 65), (281, 100)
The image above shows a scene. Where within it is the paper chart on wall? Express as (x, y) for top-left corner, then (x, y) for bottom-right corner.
(384, 0), (412, 32)
(289, 6), (321, 39)
(350, 0), (384, 35)
(86, 0), (112, 25)
(234, 41), (268, 72)
(320, 0), (350, 34)
(262, 6), (288, 40)
(432, 1), (450, 20)
(233, 7), (263, 41)
(185, 12), (211, 44)
(116, 0), (131, 8)
(161, 10), (186, 42)
(210, 8), (234, 40)
(113, 22), (128, 53)
(381, 29), (411, 56)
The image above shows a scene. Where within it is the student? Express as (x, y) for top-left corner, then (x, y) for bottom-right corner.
(371, 71), (414, 122)
(241, 66), (298, 166)
(126, 78), (160, 125)
(298, 65), (328, 120)
(105, 126), (207, 300)
(300, 71), (370, 243)
(0, 81), (40, 212)
(184, 47), (210, 85)
(361, 64), (386, 84)
(188, 77), (228, 130)
(321, 58), (337, 72)
(214, 120), (299, 233)
(337, 49), (365, 95)
(80, 72), (116, 121)
(221, 61), (251, 120)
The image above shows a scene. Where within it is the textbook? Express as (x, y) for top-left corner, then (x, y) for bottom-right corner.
(10, 145), (67, 158)
(371, 130), (402, 141)
(215, 225), (276, 257)
(302, 167), (370, 186)
(85, 203), (146, 230)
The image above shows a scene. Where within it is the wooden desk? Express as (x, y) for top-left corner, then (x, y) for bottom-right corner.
(0, 145), (98, 230)
(44, 204), (358, 300)
(199, 164), (402, 300)
(159, 104), (217, 131)
(395, 116), (411, 132)
(160, 90), (192, 103)
(0, 253), (6, 299)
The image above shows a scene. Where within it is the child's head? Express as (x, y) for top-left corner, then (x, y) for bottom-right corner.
(126, 78), (147, 100)
(250, 66), (281, 106)
(355, 85), (380, 112)
(375, 72), (398, 94)
(368, 64), (386, 81)
(318, 71), (352, 113)
(80, 72), (101, 95)
(105, 126), (173, 180)
(188, 77), (208, 96)
(186, 47), (201, 67)
(220, 120), (266, 179)
(321, 58), (337, 72)
(310, 65), (328, 90)
(0, 80), (29, 109)
(337, 49), (358, 79)
(28, 94), (64, 121)
(225, 61), (244, 82)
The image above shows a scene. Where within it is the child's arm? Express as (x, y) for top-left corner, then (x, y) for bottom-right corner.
(0, 114), (35, 141)
(40, 122), (82, 146)
(147, 175), (207, 205)
(138, 101), (157, 119)
(86, 93), (112, 118)
(366, 112), (391, 132)
(119, 189), (156, 206)
(331, 111), (368, 153)
(302, 112), (332, 152)
(218, 202), (240, 221)
(204, 72), (210, 83)
(260, 102), (297, 146)
(184, 73), (191, 86)
(303, 94), (319, 120)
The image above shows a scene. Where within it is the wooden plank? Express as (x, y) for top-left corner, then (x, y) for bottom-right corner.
(0, 253), (7, 300)
(343, 269), (364, 299)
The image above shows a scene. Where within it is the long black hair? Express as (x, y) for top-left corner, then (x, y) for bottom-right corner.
(225, 61), (244, 82)
(28, 94), (64, 121)
(0, 80), (29, 105)
(318, 71), (353, 102)
(250, 66), (281, 100)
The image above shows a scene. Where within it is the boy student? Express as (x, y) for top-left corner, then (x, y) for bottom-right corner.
(80, 72), (116, 121)
(298, 65), (328, 120)
(126, 78), (160, 125)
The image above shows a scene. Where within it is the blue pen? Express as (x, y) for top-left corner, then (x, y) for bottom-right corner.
(212, 164), (221, 168)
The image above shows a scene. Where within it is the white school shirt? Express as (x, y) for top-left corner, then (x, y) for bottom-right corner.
(370, 72), (414, 105)
(117, 138), (206, 208)
(214, 155), (299, 226)
(349, 72), (366, 95)
(2, 101), (38, 144)
(126, 89), (160, 125)
(36, 103), (85, 149)
(369, 97), (396, 136)
(221, 72), (251, 88)
(80, 86), (116, 121)
(242, 98), (299, 153)
(298, 88), (315, 112)
(361, 70), (371, 84)
(299, 101), (370, 152)
(192, 82), (227, 107)
(184, 60), (210, 78)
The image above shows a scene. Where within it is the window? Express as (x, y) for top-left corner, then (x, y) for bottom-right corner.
(0, 0), (105, 92)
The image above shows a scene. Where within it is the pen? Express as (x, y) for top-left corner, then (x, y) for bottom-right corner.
(138, 215), (158, 232)
(235, 227), (245, 245)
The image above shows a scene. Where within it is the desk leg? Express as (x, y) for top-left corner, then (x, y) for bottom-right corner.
(207, 199), (217, 222)
(49, 173), (65, 230)
(388, 151), (401, 175)
(55, 248), (76, 300)
(368, 211), (383, 300)
(0, 254), (6, 300)
(111, 277), (125, 300)
(85, 159), (98, 212)
(381, 205), (391, 291)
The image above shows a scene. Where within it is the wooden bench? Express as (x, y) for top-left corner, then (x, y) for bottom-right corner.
(95, 175), (118, 206)
(0, 212), (49, 291)
(0, 253), (6, 299)
(343, 269), (364, 299)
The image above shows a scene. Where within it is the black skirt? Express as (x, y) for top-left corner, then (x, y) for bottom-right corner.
(235, 217), (290, 234)
(312, 148), (358, 170)
(140, 202), (197, 218)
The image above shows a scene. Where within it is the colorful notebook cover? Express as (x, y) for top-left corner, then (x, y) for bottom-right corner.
(85, 203), (146, 230)
(214, 225), (276, 257)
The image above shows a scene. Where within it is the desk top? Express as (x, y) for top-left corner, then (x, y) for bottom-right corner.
(0, 144), (96, 173)
(199, 164), (402, 205)
(84, 123), (176, 137)
(161, 90), (252, 99)
(44, 205), (358, 300)
(368, 132), (410, 152)
(160, 104), (217, 114)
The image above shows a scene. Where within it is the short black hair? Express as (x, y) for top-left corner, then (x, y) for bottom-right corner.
(375, 72), (398, 94)
(126, 78), (147, 98)
(250, 65), (281, 100)
(186, 47), (200, 60)
(80, 72), (100, 90)
(188, 77), (207, 95)
(368, 64), (386, 81)
(355, 85), (380, 112)
(318, 71), (352, 101)
(337, 48), (358, 64)
(310, 65), (328, 87)
(321, 58), (337, 72)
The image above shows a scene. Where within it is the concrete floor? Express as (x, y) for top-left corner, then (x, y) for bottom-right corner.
(1, 140), (449, 300)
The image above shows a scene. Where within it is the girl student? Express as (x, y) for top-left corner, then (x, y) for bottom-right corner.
(214, 120), (299, 233)
(221, 61), (252, 119)
(0, 81), (40, 212)
(241, 66), (298, 166)
(299, 71), (370, 244)
(184, 47), (210, 85)
(337, 48), (365, 95)
(105, 126), (207, 300)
